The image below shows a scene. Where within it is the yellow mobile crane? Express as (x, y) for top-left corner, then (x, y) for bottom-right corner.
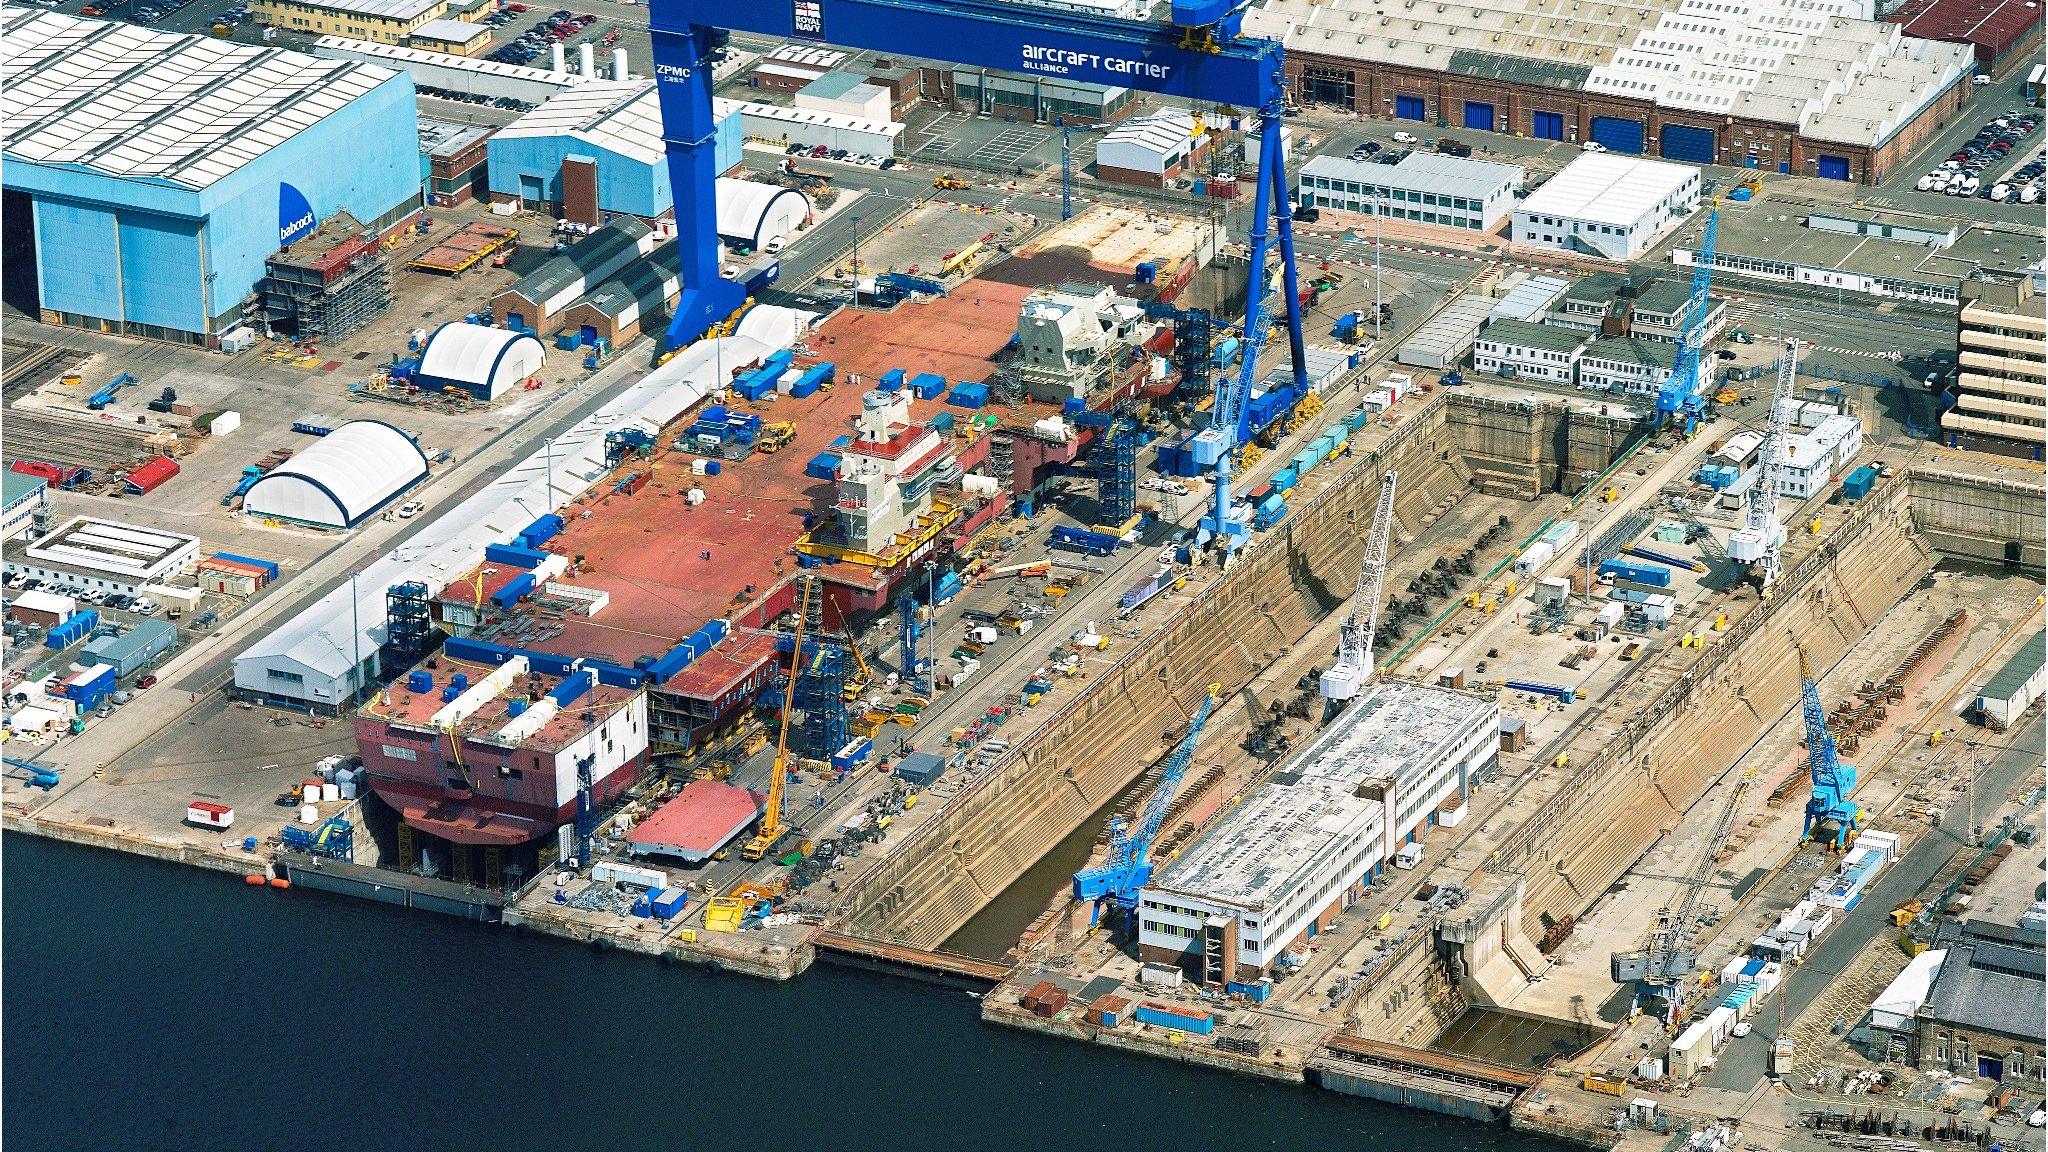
(742, 578), (814, 861)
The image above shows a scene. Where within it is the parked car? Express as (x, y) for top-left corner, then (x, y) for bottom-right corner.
(105, 593), (133, 610)
(136, 674), (158, 690)
(1581, 140), (1607, 152)
(133, 599), (161, 616)
(1392, 130), (1419, 144)
(397, 500), (425, 519)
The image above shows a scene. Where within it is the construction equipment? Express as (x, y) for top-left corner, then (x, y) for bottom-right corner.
(1727, 339), (1800, 592)
(1888, 899), (1924, 927)
(932, 174), (970, 191)
(759, 421), (796, 453)
(743, 576), (814, 862)
(1615, 769), (1752, 1022)
(281, 815), (355, 861)
(1319, 470), (1399, 703)
(1072, 683), (1222, 927)
(1795, 641), (1861, 848)
(1655, 202), (1718, 436)
(2, 756), (59, 790)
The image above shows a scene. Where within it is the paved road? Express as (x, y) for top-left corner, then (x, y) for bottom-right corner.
(1705, 715), (2046, 1091)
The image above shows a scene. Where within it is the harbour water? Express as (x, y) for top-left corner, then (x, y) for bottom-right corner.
(3, 835), (1568, 1151)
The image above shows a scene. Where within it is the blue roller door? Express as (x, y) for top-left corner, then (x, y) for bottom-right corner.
(1395, 95), (1426, 121)
(1531, 111), (1565, 140)
(1590, 116), (1645, 154)
(1463, 101), (1495, 131)
(1817, 155), (1850, 181)
(1660, 124), (1716, 165)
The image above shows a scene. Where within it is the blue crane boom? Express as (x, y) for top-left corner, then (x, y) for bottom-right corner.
(3, 756), (59, 790)
(1072, 683), (1222, 923)
(1796, 642), (1860, 848)
(1656, 204), (1719, 436)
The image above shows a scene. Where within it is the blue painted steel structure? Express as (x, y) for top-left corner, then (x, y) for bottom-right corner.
(1656, 204), (1718, 434)
(2, 756), (60, 791)
(647, 0), (1309, 561)
(1797, 644), (1860, 848)
(1072, 683), (1221, 925)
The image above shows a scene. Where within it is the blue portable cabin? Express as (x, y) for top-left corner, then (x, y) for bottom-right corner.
(947, 382), (989, 409)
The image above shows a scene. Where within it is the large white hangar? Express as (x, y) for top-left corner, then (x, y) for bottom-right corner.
(414, 321), (547, 399)
(243, 419), (429, 529)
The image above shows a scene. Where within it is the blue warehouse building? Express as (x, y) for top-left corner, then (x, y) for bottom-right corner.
(1, 8), (423, 346)
(488, 80), (741, 222)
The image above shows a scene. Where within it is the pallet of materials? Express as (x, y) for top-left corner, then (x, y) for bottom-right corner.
(408, 224), (518, 275)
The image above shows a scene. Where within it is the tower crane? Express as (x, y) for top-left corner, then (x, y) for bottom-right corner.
(1319, 470), (1399, 704)
(1655, 202), (1720, 437)
(1072, 683), (1222, 927)
(742, 576), (815, 862)
(1795, 640), (1861, 849)
(1727, 339), (1800, 592)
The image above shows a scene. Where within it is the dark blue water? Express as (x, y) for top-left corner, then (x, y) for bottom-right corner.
(4, 835), (1565, 1152)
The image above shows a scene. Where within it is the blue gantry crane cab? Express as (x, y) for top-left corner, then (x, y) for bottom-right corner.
(1795, 642), (1861, 849)
(1073, 683), (1222, 926)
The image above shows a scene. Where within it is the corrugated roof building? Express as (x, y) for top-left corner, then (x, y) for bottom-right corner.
(0, 7), (422, 347)
(488, 81), (742, 221)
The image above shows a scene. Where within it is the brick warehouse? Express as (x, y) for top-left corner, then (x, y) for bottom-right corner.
(1251, 0), (1977, 186)
(1278, 52), (1969, 185)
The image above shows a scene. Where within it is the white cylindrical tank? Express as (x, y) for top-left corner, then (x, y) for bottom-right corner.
(551, 42), (566, 74)
(611, 48), (628, 79)
(578, 42), (596, 78)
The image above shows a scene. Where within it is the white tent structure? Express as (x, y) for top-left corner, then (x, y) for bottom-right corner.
(415, 322), (547, 400)
(715, 177), (810, 254)
(243, 420), (429, 529)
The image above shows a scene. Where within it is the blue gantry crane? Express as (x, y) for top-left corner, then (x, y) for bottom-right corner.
(648, 0), (1310, 561)
(1795, 641), (1861, 849)
(1072, 682), (1221, 926)
(1074, 408), (1141, 525)
(1656, 203), (1720, 436)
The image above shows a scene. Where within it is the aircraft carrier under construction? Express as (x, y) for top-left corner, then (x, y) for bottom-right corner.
(5, 4), (2044, 1145)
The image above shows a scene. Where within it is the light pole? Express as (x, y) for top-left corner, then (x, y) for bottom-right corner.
(1373, 190), (1383, 341)
(850, 214), (862, 285)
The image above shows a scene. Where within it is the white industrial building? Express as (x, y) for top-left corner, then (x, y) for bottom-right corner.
(243, 419), (430, 530)
(9, 516), (199, 596)
(1975, 631), (2045, 730)
(1512, 154), (1700, 262)
(1578, 337), (1679, 396)
(1094, 111), (1205, 188)
(314, 36), (593, 103)
(794, 72), (893, 122)
(1299, 152), (1523, 233)
(1773, 413), (1863, 499)
(1473, 318), (1588, 384)
(715, 178), (810, 254)
(1138, 682), (1497, 985)
(233, 306), (812, 710)
(718, 96), (904, 157)
(414, 323), (547, 400)
(1397, 295), (1497, 370)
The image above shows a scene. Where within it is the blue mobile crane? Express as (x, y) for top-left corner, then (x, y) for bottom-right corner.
(1655, 203), (1720, 437)
(646, 0), (1309, 561)
(1796, 641), (1861, 849)
(1072, 683), (1221, 927)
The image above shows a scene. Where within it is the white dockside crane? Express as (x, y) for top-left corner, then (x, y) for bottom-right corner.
(1320, 470), (1399, 704)
(1727, 339), (1801, 592)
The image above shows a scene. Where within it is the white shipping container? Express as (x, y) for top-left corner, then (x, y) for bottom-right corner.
(1514, 540), (1555, 575)
(209, 410), (242, 436)
(320, 782), (340, 803)
(1706, 1004), (1736, 1046)
(592, 860), (669, 890)
(1669, 1021), (1714, 1078)
(1363, 387), (1394, 412)
(1857, 829), (1900, 862)
(1382, 372), (1413, 401)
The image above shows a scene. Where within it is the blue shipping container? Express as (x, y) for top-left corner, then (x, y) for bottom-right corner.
(880, 368), (907, 390)
(947, 382), (989, 409)
(909, 372), (945, 400)
(1598, 559), (1672, 588)
(1132, 1003), (1215, 1035)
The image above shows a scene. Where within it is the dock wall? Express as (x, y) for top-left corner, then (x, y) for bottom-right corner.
(839, 394), (1627, 948)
